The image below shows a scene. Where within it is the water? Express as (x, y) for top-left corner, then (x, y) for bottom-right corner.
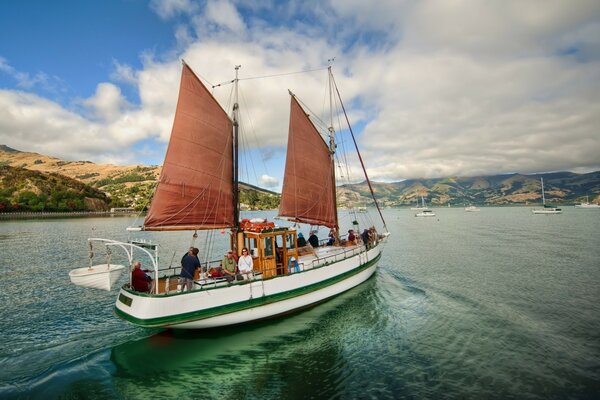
(0, 208), (599, 399)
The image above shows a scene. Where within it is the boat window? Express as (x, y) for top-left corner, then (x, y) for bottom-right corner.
(263, 236), (273, 257)
(286, 234), (296, 250)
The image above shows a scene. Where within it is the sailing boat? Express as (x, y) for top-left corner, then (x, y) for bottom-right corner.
(575, 195), (600, 209)
(410, 195), (428, 210)
(532, 177), (562, 214)
(75, 62), (389, 329)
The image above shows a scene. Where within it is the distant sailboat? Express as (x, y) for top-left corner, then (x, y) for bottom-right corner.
(411, 196), (429, 210)
(532, 177), (562, 214)
(415, 209), (436, 217)
(575, 195), (600, 209)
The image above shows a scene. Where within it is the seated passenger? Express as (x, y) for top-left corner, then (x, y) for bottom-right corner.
(221, 250), (239, 282)
(131, 261), (152, 292)
(297, 232), (307, 247)
(238, 247), (254, 279)
(327, 228), (337, 246)
(308, 231), (319, 248)
(347, 229), (357, 245)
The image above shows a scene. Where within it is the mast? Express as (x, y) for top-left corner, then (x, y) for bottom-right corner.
(327, 66), (339, 235)
(232, 65), (241, 244)
(541, 177), (546, 206)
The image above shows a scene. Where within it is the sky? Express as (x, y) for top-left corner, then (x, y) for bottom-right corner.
(1, 0), (599, 190)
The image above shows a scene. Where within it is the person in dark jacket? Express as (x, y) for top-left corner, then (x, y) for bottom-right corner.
(308, 231), (319, 247)
(180, 247), (201, 291)
(297, 232), (307, 247)
(131, 261), (152, 292)
(361, 229), (371, 249)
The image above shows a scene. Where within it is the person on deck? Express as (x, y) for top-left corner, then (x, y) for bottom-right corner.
(221, 250), (239, 282)
(327, 228), (337, 246)
(361, 229), (371, 249)
(297, 232), (307, 247)
(308, 231), (319, 248)
(238, 247), (254, 279)
(131, 261), (152, 293)
(180, 247), (201, 291)
(347, 229), (357, 245)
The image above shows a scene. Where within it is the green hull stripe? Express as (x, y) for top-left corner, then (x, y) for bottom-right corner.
(115, 252), (381, 327)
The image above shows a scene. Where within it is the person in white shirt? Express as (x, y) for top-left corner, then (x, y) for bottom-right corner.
(238, 247), (254, 279)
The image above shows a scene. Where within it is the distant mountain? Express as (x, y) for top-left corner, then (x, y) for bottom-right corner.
(339, 172), (600, 207)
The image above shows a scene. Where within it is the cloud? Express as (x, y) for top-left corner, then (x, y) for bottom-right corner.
(204, 0), (246, 34)
(149, 0), (199, 20)
(83, 83), (131, 122)
(260, 174), (279, 188)
(1, 0), (600, 183)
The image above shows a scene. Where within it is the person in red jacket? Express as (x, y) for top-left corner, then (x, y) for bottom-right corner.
(131, 261), (153, 292)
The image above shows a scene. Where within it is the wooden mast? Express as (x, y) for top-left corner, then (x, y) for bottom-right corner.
(327, 66), (340, 238)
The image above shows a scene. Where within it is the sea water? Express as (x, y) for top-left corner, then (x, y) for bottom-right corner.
(0, 207), (598, 399)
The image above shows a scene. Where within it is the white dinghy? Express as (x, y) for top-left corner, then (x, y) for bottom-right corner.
(69, 264), (126, 291)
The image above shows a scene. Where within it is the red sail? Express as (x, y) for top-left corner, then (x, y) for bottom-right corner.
(278, 96), (337, 228)
(144, 63), (234, 230)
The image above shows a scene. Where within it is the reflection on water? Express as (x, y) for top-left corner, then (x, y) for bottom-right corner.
(109, 281), (376, 399)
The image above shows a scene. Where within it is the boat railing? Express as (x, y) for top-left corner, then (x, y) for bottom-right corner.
(298, 240), (380, 272)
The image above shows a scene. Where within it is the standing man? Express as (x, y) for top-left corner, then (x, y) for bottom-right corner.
(180, 247), (201, 291)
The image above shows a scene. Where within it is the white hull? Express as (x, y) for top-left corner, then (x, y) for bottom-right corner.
(69, 264), (126, 291)
(575, 203), (600, 209)
(464, 206), (480, 212)
(415, 211), (435, 217)
(532, 208), (562, 214)
(114, 245), (382, 329)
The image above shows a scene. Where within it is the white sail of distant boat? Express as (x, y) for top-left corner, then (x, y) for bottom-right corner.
(532, 177), (562, 214)
(411, 195), (429, 210)
(575, 195), (600, 209)
(70, 62), (389, 329)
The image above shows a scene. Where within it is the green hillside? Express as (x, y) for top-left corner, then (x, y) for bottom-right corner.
(0, 165), (111, 212)
(340, 172), (600, 207)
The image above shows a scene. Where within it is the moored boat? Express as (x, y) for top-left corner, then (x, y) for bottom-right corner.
(532, 177), (562, 214)
(415, 209), (436, 217)
(575, 195), (600, 209)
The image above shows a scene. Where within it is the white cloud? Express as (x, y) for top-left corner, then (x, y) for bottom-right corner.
(149, 0), (199, 20)
(83, 83), (131, 122)
(1, 0), (600, 183)
(205, 0), (246, 34)
(260, 174), (279, 188)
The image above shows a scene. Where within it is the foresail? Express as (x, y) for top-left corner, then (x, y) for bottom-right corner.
(144, 63), (234, 230)
(278, 95), (336, 228)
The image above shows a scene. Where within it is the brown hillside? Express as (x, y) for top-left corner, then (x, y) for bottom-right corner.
(0, 145), (161, 185)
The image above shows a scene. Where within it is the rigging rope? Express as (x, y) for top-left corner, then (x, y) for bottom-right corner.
(211, 66), (328, 88)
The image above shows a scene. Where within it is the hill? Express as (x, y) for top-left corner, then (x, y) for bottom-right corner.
(340, 172), (600, 207)
(0, 145), (278, 211)
(0, 165), (111, 212)
(2, 145), (599, 209)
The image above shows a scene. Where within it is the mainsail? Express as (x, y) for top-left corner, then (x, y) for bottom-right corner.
(279, 95), (337, 228)
(144, 62), (234, 230)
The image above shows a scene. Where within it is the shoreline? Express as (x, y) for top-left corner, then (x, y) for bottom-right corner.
(0, 211), (142, 220)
